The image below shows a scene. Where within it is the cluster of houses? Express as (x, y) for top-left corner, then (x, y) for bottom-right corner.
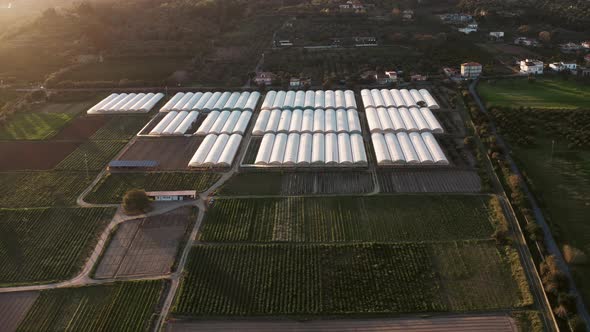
(559, 41), (590, 53)
(338, 0), (374, 14)
(439, 13), (478, 34)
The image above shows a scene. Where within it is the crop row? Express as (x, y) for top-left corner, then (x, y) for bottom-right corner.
(90, 115), (150, 140)
(0, 207), (115, 284)
(0, 172), (96, 207)
(17, 280), (164, 331)
(86, 172), (221, 204)
(199, 195), (496, 243)
(55, 140), (128, 171)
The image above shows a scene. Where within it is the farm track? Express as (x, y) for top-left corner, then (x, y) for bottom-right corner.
(165, 313), (518, 332)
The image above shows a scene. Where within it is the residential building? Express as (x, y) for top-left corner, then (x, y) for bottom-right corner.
(146, 191), (197, 201)
(402, 9), (414, 21)
(439, 13), (473, 24)
(560, 42), (583, 53)
(289, 77), (311, 88)
(353, 36), (377, 46)
(254, 72), (275, 86)
(520, 59), (544, 75)
(578, 67), (590, 78)
(585, 54), (590, 64)
(489, 32), (504, 41)
(582, 41), (590, 49)
(374, 71), (397, 84)
(410, 74), (428, 81)
(458, 23), (478, 34)
(514, 37), (540, 47)
(460, 62), (483, 78)
(549, 62), (577, 72)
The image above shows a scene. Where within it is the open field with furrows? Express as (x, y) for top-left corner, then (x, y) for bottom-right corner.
(17, 280), (165, 331)
(377, 169), (482, 193)
(478, 78), (590, 109)
(0, 172), (96, 207)
(0, 292), (39, 332)
(86, 172), (221, 204)
(0, 102), (91, 140)
(173, 241), (532, 316)
(55, 140), (128, 171)
(89, 115), (151, 140)
(51, 115), (109, 140)
(118, 137), (205, 171)
(0, 207), (115, 285)
(53, 56), (191, 83)
(199, 196), (497, 243)
(0, 141), (81, 171)
(95, 207), (193, 279)
(218, 172), (374, 196)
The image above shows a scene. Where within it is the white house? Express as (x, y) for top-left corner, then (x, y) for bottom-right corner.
(520, 59), (544, 75)
(489, 32), (504, 40)
(461, 62), (483, 78)
(458, 23), (478, 34)
(146, 191), (197, 201)
(549, 62), (577, 72)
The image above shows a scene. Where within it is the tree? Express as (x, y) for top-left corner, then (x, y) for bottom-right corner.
(123, 189), (151, 214)
(538, 31), (552, 43)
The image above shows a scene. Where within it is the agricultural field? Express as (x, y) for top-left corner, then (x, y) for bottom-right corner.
(478, 78), (590, 109)
(199, 195), (497, 243)
(173, 241), (531, 316)
(219, 172), (374, 196)
(17, 280), (165, 331)
(0, 105), (84, 140)
(90, 115), (152, 140)
(377, 169), (482, 193)
(0, 207), (115, 284)
(95, 207), (193, 279)
(118, 137), (205, 170)
(53, 56), (191, 83)
(55, 140), (128, 171)
(0, 292), (39, 332)
(0, 141), (80, 171)
(85, 172), (221, 204)
(0, 172), (96, 207)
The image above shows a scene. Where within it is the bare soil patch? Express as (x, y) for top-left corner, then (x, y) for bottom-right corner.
(52, 115), (109, 141)
(117, 137), (204, 170)
(0, 141), (80, 170)
(94, 207), (192, 279)
(0, 292), (39, 332)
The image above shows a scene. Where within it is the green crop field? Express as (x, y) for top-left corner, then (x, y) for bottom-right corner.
(0, 102), (90, 140)
(0, 207), (115, 284)
(55, 140), (128, 171)
(0, 113), (75, 140)
(90, 116), (151, 140)
(85, 172), (221, 204)
(0, 172), (96, 207)
(199, 195), (497, 243)
(18, 280), (164, 331)
(478, 78), (590, 109)
(173, 241), (531, 316)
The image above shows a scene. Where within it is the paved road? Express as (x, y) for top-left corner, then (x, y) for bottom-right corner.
(469, 80), (590, 327)
(165, 314), (517, 332)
